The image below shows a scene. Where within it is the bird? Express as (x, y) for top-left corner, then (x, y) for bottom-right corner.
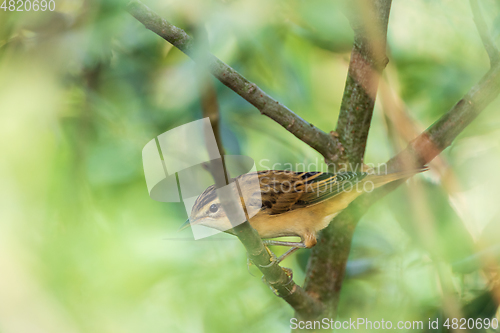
(180, 167), (427, 262)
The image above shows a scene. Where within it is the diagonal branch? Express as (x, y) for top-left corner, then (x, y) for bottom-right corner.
(387, 62), (500, 172)
(470, 0), (500, 67)
(126, 0), (342, 164)
(232, 223), (324, 318)
(301, 56), (500, 322)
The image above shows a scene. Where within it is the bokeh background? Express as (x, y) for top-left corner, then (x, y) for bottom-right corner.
(1, 0), (500, 332)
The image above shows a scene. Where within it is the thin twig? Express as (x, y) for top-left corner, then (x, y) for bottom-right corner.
(470, 0), (500, 67)
(197, 26), (226, 181)
(126, 0), (342, 164)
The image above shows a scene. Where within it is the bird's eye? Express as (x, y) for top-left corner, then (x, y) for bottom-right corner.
(209, 204), (218, 213)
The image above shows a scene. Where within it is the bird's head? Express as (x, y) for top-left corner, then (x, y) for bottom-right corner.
(179, 185), (234, 232)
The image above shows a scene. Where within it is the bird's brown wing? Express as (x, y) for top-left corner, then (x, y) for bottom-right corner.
(297, 171), (368, 206)
(257, 171), (368, 215)
(256, 171), (303, 215)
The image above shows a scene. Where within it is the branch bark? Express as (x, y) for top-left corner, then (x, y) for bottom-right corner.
(126, 0), (342, 164)
(334, 0), (392, 167)
(232, 223), (325, 318)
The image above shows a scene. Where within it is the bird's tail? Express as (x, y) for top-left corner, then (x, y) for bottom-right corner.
(362, 166), (428, 189)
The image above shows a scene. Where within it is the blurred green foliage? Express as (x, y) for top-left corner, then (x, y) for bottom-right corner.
(1, 0), (500, 332)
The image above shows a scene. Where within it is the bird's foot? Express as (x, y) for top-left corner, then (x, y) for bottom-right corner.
(281, 266), (293, 280)
(254, 246), (278, 269)
(247, 245), (295, 282)
(246, 246), (278, 275)
(262, 240), (307, 248)
(276, 247), (299, 264)
(264, 244), (278, 262)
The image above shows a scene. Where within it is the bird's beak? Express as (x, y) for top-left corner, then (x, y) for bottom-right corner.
(178, 218), (192, 231)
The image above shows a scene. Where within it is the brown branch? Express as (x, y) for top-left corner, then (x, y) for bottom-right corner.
(126, 0), (342, 164)
(300, 59), (500, 322)
(470, 0), (500, 67)
(334, 0), (392, 167)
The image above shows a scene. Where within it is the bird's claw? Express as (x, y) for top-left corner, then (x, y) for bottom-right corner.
(246, 246), (279, 275)
(282, 267), (293, 280)
(264, 244), (278, 262)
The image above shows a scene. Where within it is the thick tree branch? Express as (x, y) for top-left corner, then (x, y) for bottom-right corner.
(470, 0), (500, 67)
(301, 59), (500, 323)
(334, 0), (392, 167)
(126, 0), (342, 164)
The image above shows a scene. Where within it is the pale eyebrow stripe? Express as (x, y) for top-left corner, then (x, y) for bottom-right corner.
(192, 186), (217, 212)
